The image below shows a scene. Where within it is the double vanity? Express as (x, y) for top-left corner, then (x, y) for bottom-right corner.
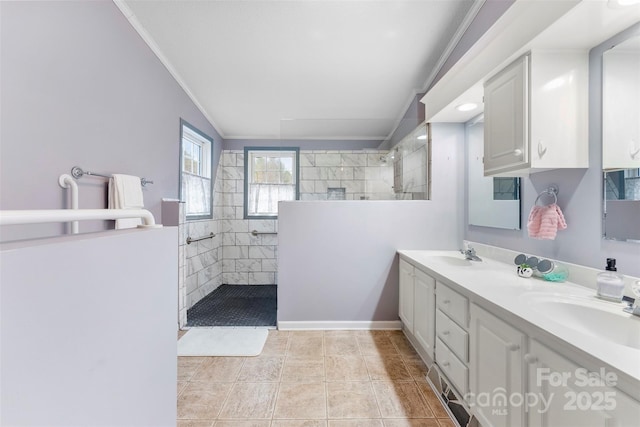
(398, 246), (640, 427)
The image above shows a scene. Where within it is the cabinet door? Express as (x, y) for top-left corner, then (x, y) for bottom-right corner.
(399, 259), (414, 333)
(470, 304), (526, 427)
(527, 340), (640, 427)
(484, 54), (529, 176)
(413, 269), (435, 359)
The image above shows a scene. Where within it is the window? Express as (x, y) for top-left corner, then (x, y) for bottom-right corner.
(244, 147), (299, 218)
(180, 120), (213, 219)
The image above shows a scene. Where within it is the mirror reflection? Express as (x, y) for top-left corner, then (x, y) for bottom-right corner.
(467, 115), (521, 230)
(602, 32), (640, 242)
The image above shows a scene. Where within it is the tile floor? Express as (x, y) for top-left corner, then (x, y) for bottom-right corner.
(177, 330), (456, 427)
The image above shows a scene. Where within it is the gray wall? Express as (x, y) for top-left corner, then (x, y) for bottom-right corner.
(278, 123), (464, 323)
(0, 1), (222, 241)
(1, 228), (177, 426)
(465, 24), (640, 278)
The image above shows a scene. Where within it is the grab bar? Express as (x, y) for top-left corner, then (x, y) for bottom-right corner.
(186, 232), (215, 245)
(251, 230), (277, 236)
(0, 209), (158, 227)
(71, 166), (154, 187)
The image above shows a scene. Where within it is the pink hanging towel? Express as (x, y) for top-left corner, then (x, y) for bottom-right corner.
(527, 203), (567, 240)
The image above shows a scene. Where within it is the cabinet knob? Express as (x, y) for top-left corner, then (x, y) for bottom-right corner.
(507, 343), (520, 351)
(442, 330), (450, 336)
(442, 299), (451, 304)
(442, 361), (450, 368)
(524, 354), (538, 364)
(513, 149), (523, 156)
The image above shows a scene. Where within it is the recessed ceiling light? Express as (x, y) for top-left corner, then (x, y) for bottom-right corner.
(456, 103), (478, 112)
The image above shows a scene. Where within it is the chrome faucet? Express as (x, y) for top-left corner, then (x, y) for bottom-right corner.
(461, 246), (482, 262)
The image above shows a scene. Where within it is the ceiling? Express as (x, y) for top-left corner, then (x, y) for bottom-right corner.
(117, 0), (478, 141)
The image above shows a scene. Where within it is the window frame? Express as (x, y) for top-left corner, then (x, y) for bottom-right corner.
(244, 146), (300, 219)
(179, 119), (214, 220)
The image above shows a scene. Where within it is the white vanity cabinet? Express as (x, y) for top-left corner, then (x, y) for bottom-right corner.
(435, 282), (470, 396)
(526, 339), (640, 427)
(469, 303), (526, 427)
(484, 50), (588, 177)
(399, 259), (415, 333)
(399, 258), (436, 359)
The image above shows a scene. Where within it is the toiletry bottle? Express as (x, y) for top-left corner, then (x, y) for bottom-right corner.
(596, 258), (624, 302)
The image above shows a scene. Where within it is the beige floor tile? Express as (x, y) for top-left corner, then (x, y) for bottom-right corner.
(178, 357), (208, 381)
(290, 330), (324, 338)
(329, 420), (384, 427)
(178, 381), (188, 396)
(325, 356), (370, 381)
(388, 335), (418, 358)
(415, 381), (448, 419)
(178, 420), (214, 427)
(282, 357), (325, 381)
(177, 382), (233, 420)
(237, 356), (284, 382)
(191, 357), (245, 382)
(436, 419), (455, 427)
(325, 336), (360, 356)
(273, 381), (327, 419)
(218, 382), (279, 419)
(364, 355), (413, 381)
(382, 419), (440, 427)
(356, 335), (398, 356)
(327, 382), (380, 419)
(324, 330), (358, 338)
(273, 421), (328, 427)
(288, 336), (324, 358)
(261, 336), (289, 356)
(214, 421), (271, 427)
(403, 358), (428, 381)
(372, 382), (434, 419)
(269, 330), (291, 338)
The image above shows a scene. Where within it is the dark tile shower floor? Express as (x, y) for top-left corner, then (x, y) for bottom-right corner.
(186, 284), (277, 327)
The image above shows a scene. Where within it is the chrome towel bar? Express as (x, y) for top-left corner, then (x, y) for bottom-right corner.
(71, 166), (154, 187)
(186, 232), (215, 245)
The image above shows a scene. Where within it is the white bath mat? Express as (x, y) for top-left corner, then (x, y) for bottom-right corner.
(177, 328), (268, 357)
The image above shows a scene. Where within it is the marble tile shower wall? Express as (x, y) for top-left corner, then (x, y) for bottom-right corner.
(218, 151), (278, 286)
(299, 150), (394, 200)
(178, 166), (224, 326)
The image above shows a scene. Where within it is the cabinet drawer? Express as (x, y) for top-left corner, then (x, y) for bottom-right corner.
(436, 337), (468, 395)
(436, 309), (468, 362)
(436, 282), (469, 329)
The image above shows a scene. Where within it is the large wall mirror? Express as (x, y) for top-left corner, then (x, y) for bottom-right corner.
(467, 115), (521, 230)
(602, 31), (640, 242)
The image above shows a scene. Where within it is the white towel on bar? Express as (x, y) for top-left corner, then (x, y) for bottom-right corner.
(108, 174), (144, 229)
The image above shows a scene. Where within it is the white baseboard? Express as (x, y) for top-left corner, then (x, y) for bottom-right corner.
(277, 320), (402, 331)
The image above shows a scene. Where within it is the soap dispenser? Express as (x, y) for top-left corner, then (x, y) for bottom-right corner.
(596, 258), (624, 302)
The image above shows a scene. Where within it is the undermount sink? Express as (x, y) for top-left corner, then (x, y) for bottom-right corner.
(526, 293), (640, 350)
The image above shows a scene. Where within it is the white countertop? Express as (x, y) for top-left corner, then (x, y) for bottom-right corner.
(398, 250), (640, 387)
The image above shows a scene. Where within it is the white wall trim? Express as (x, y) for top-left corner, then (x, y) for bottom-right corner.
(112, 0), (226, 139)
(277, 320), (402, 331)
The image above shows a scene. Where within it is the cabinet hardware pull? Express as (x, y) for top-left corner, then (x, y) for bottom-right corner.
(524, 354), (538, 364)
(507, 343), (520, 351)
(513, 149), (523, 156)
(538, 141), (547, 158)
(442, 331), (450, 335)
(443, 299), (451, 304)
(442, 361), (450, 368)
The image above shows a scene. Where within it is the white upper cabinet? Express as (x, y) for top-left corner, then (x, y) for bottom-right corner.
(603, 39), (640, 170)
(484, 50), (589, 177)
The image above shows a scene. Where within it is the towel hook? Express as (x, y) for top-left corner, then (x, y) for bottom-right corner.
(534, 184), (559, 206)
